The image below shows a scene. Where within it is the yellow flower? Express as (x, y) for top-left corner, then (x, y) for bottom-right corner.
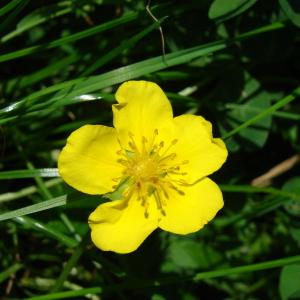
(58, 81), (228, 254)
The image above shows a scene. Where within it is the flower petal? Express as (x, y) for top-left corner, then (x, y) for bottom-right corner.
(172, 114), (228, 183)
(112, 81), (173, 145)
(89, 197), (159, 253)
(58, 125), (123, 195)
(158, 178), (223, 234)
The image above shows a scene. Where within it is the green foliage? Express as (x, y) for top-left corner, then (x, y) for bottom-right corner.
(279, 0), (300, 27)
(1, 0), (300, 299)
(280, 264), (300, 300)
(208, 0), (257, 22)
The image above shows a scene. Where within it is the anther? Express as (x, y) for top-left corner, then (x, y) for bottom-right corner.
(128, 141), (136, 150)
(171, 139), (178, 145)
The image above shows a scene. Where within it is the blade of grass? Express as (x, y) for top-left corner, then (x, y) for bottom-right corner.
(81, 16), (168, 76)
(0, 168), (59, 179)
(0, 195), (66, 222)
(226, 103), (300, 120)
(0, 0), (29, 34)
(1, 5), (71, 43)
(50, 235), (89, 292)
(215, 196), (288, 228)
(0, 0), (25, 17)
(6, 54), (79, 91)
(0, 178), (62, 203)
(0, 263), (23, 283)
(0, 21), (285, 122)
(222, 86), (300, 139)
(220, 184), (300, 200)
(193, 254), (300, 281)
(0, 11), (138, 63)
(24, 287), (102, 300)
(14, 215), (78, 248)
(108, 254), (300, 290)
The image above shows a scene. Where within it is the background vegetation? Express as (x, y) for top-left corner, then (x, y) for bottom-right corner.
(1, 0), (300, 299)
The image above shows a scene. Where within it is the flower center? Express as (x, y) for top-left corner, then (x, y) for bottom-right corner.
(114, 129), (189, 217)
(128, 155), (159, 181)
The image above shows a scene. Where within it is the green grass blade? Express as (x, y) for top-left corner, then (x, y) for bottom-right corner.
(0, 178), (62, 203)
(0, 0), (24, 17)
(0, 195), (66, 222)
(0, 168), (59, 179)
(24, 287), (102, 300)
(222, 86), (300, 139)
(193, 254), (300, 281)
(0, 0), (29, 34)
(220, 184), (300, 200)
(1, 6), (71, 43)
(0, 11), (137, 63)
(14, 215), (78, 248)
(0, 21), (285, 124)
(50, 235), (89, 292)
(0, 263), (23, 283)
(81, 16), (168, 76)
(7, 54), (79, 90)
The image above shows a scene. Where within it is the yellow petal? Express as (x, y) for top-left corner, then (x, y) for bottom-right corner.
(158, 178), (223, 234)
(89, 196), (159, 253)
(171, 114), (228, 183)
(58, 125), (123, 195)
(112, 81), (173, 147)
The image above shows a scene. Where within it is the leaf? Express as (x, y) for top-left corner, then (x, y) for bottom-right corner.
(162, 238), (223, 272)
(282, 177), (300, 217)
(208, 0), (257, 22)
(221, 72), (275, 151)
(279, 0), (300, 28)
(279, 264), (300, 300)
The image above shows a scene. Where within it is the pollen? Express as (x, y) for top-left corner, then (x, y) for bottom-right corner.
(115, 130), (188, 217)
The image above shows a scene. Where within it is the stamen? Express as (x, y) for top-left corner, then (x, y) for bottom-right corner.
(167, 182), (185, 195)
(128, 132), (139, 152)
(112, 128), (189, 219)
(159, 153), (176, 162)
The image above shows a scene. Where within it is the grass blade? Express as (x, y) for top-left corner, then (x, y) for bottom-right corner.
(24, 287), (102, 300)
(0, 195), (67, 222)
(222, 86), (300, 139)
(0, 168), (59, 179)
(0, 11), (137, 63)
(14, 216), (78, 248)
